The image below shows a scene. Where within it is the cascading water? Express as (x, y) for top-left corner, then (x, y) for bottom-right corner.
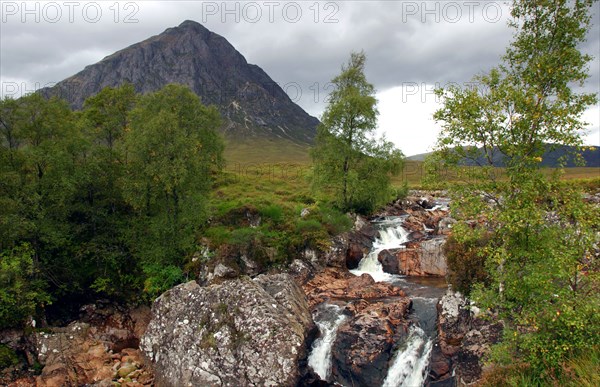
(306, 215), (447, 387)
(307, 303), (348, 381)
(350, 217), (410, 282)
(382, 326), (433, 387)
(351, 217), (446, 387)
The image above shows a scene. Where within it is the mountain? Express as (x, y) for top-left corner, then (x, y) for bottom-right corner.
(407, 145), (600, 168)
(42, 20), (319, 144)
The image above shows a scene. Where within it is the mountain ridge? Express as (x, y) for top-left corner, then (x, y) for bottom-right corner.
(406, 144), (600, 168)
(41, 20), (319, 144)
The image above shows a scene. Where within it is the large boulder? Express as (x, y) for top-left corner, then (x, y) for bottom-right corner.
(331, 299), (411, 387)
(345, 243), (365, 270)
(323, 234), (349, 268)
(140, 274), (312, 387)
(419, 238), (448, 276)
(377, 249), (401, 275)
(393, 238), (447, 276)
(345, 216), (378, 270)
(428, 291), (503, 385)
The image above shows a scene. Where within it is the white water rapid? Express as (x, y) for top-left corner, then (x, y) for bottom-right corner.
(307, 303), (348, 381)
(351, 217), (439, 387)
(350, 217), (410, 282)
(382, 326), (433, 387)
(307, 216), (446, 387)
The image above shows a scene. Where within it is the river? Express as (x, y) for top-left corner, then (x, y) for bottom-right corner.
(308, 216), (447, 387)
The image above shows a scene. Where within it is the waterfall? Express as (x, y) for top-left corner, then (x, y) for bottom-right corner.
(351, 217), (442, 387)
(307, 303), (348, 381)
(307, 216), (447, 387)
(350, 217), (409, 282)
(382, 326), (433, 387)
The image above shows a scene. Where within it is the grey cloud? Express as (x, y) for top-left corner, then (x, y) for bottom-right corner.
(1, 0), (598, 132)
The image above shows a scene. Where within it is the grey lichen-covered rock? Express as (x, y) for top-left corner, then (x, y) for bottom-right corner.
(419, 238), (448, 276)
(140, 274), (312, 387)
(428, 290), (503, 385)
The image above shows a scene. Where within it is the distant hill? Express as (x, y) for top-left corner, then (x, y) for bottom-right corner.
(407, 145), (600, 168)
(41, 20), (319, 145)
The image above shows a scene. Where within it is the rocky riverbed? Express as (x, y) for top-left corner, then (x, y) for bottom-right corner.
(1, 191), (501, 387)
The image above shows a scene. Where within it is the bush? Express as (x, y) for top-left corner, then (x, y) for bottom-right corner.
(259, 204), (283, 223)
(444, 227), (491, 295)
(204, 226), (232, 247)
(142, 264), (184, 300)
(0, 243), (50, 329)
(0, 344), (19, 369)
(318, 207), (353, 235)
(480, 346), (600, 387)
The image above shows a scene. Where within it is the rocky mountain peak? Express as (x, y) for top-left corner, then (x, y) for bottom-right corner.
(43, 20), (319, 144)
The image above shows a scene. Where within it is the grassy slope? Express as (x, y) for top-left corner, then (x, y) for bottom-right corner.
(224, 137), (311, 166)
(224, 139), (599, 188)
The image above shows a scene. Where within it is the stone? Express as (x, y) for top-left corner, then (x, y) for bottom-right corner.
(438, 217), (457, 235)
(393, 238), (447, 276)
(345, 216), (378, 270)
(419, 238), (447, 276)
(345, 243), (365, 270)
(140, 274), (311, 387)
(302, 268), (405, 308)
(428, 290), (504, 385)
(323, 234), (349, 268)
(377, 249), (400, 274)
(43, 20), (319, 143)
(301, 208), (311, 218)
(117, 363), (138, 378)
(331, 300), (411, 387)
(288, 259), (315, 285)
(212, 263), (237, 279)
(417, 195), (435, 209)
(240, 254), (261, 276)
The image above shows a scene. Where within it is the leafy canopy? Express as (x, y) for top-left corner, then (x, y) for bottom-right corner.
(311, 51), (403, 213)
(431, 0), (599, 377)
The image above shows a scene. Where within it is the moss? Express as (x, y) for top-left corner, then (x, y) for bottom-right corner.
(217, 302), (228, 315)
(0, 344), (19, 369)
(200, 332), (217, 350)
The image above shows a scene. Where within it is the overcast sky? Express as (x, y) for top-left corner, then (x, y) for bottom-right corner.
(1, 1), (599, 156)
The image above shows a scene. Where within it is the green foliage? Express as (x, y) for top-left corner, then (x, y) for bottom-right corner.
(0, 243), (50, 329)
(0, 84), (224, 323)
(317, 206), (353, 235)
(260, 204), (283, 223)
(142, 264), (184, 300)
(121, 84), (224, 291)
(0, 93), (82, 312)
(431, 0), (600, 379)
(481, 346), (600, 387)
(0, 344), (19, 369)
(432, 0), (597, 176)
(311, 52), (403, 213)
(444, 228), (491, 295)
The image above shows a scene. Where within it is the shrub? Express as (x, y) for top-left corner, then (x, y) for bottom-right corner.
(318, 207), (353, 235)
(259, 204), (283, 223)
(0, 243), (50, 329)
(142, 264), (184, 300)
(0, 345), (19, 369)
(444, 226), (491, 295)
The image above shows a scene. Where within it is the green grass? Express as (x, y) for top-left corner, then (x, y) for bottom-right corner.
(224, 137), (311, 166)
(203, 164), (352, 269)
(479, 346), (600, 387)
(223, 138), (599, 189)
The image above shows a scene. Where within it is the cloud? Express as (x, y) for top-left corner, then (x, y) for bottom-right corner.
(1, 0), (598, 155)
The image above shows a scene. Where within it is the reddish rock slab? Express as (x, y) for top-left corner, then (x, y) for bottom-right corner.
(331, 299), (412, 387)
(302, 268), (406, 308)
